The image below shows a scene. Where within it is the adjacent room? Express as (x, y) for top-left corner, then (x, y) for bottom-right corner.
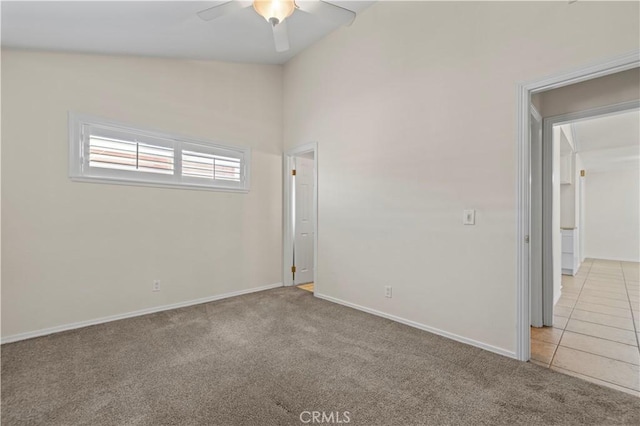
(2, 1), (640, 424)
(529, 98), (640, 394)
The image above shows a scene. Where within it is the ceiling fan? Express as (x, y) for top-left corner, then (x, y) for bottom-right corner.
(197, 0), (356, 53)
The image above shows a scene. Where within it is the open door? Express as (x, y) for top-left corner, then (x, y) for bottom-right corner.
(293, 156), (315, 285)
(283, 142), (318, 289)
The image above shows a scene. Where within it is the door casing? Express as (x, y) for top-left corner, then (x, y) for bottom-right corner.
(515, 51), (639, 361)
(530, 106), (544, 328)
(293, 155), (315, 285)
(283, 142), (318, 288)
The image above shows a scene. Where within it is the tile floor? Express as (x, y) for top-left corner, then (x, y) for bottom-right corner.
(531, 259), (640, 396)
(297, 283), (314, 293)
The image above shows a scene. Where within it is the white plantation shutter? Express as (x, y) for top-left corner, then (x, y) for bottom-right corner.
(182, 143), (243, 182)
(69, 113), (250, 192)
(89, 136), (175, 175)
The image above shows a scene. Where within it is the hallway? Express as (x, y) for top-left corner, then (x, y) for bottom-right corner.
(531, 259), (640, 396)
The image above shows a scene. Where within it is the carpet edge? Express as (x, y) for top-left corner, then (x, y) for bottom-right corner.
(314, 292), (517, 360)
(1, 282), (284, 344)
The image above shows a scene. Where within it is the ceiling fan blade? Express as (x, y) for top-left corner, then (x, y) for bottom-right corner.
(272, 20), (290, 52)
(197, 1), (245, 21)
(296, 1), (356, 26)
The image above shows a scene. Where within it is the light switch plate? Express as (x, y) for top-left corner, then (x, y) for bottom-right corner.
(463, 209), (475, 225)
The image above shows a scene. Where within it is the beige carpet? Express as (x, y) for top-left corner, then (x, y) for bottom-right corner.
(2, 287), (639, 425)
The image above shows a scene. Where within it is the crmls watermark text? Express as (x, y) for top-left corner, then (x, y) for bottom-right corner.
(299, 411), (351, 424)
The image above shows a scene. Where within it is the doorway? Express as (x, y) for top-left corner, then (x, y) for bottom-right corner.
(539, 101), (640, 321)
(532, 100), (639, 328)
(283, 142), (318, 292)
(518, 55), (640, 394)
(516, 52), (639, 362)
(530, 103), (640, 395)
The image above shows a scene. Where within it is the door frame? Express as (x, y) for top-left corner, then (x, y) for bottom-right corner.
(283, 142), (318, 288)
(530, 105), (543, 328)
(515, 50), (639, 361)
(539, 100), (640, 325)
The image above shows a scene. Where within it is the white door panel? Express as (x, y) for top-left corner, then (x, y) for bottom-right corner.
(294, 156), (315, 285)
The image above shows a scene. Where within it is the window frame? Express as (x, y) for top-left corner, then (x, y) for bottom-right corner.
(68, 112), (251, 193)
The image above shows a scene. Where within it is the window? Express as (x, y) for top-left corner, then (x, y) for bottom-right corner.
(69, 113), (250, 192)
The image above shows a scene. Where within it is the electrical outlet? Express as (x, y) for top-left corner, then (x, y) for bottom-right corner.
(152, 280), (161, 292)
(385, 286), (392, 298)
(463, 209), (476, 225)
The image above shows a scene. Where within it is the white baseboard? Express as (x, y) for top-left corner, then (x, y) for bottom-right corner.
(314, 293), (516, 360)
(1, 283), (283, 344)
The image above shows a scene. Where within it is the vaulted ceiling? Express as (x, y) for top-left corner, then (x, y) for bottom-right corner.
(1, 1), (375, 65)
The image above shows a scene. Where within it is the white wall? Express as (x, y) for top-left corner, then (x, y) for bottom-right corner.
(537, 67), (640, 118)
(283, 1), (639, 354)
(576, 155), (586, 262)
(584, 167), (640, 262)
(559, 129), (577, 229)
(560, 179), (576, 229)
(1, 50), (283, 338)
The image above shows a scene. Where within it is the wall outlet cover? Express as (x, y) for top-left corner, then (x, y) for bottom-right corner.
(385, 286), (392, 298)
(463, 209), (476, 225)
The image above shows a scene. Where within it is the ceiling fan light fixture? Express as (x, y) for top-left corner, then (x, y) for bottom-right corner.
(253, 0), (296, 26)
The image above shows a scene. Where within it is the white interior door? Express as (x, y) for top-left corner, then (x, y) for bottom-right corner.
(294, 156), (315, 285)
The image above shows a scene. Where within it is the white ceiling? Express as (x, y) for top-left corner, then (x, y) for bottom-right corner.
(572, 109), (640, 172)
(1, 1), (375, 65)
(573, 109), (640, 152)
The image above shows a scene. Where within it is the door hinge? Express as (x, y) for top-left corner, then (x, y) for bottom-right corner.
(291, 169), (296, 176)
(291, 265), (296, 273)
(524, 235), (530, 243)
(580, 170), (585, 177)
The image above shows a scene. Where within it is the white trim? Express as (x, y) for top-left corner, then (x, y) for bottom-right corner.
(68, 176), (250, 194)
(516, 50), (639, 361)
(315, 293), (516, 359)
(1, 282), (282, 344)
(283, 142), (318, 289)
(530, 104), (542, 123)
(541, 113), (554, 327)
(527, 52), (640, 94)
(68, 112), (251, 193)
(543, 100), (640, 128)
(516, 83), (532, 361)
(530, 108), (543, 328)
